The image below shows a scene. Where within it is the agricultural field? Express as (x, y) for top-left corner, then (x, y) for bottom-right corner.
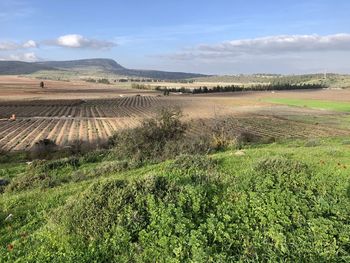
(263, 98), (350, 112)
(1, 76), (350, 151)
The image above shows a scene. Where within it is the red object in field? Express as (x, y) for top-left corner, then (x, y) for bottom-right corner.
(9, 114), (16, 121)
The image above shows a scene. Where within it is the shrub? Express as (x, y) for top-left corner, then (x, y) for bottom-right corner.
(97, 78), (110, 84)
(82, 160), (133, 178)
(235, 131), (262, 146)
(108, 107), (187, 162)
(80, 149), (109, 163)
(6, 157), (80, 192)
(304, 138), (321, 147)
(66, 140), (94, 155)
(162, 134), (214, 158)
(6, 172), (56, 192)
(220, 157), (350, 261)
(166, 154), (217, 174)
(31, 139), (58, 159)
(48, 167), (223, 262)
(34, 156), (80, 173)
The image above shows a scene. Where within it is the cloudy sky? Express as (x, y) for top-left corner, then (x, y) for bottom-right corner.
(1, 0), (350, 74)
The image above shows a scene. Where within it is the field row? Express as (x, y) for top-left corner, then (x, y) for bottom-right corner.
(0, 96), (163, 118)
(1, 114), (349, 151)
(190, 115), (350, 140)
(0, 118), (141, 151)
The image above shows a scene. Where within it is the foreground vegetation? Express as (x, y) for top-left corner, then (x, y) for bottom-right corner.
(1, 110), (350, 262)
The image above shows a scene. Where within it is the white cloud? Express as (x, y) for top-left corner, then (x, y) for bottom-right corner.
(165, 33), (350, 60)
(0, 41), (18, 50)
(0, 52), (40, 62)
(157, 33), (350, 74)
(0, 40), (38, 50)
(22, 40), (37, 48)
(53, 34), (116, 49)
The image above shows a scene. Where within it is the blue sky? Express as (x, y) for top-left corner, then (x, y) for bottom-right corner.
(1, 0), (350, 74)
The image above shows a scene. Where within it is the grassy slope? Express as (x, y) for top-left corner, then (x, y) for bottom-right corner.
(264, 98), (350, 112)
(1, 138), (350, 261)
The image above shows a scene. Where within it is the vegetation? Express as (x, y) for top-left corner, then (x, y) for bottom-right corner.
(264, 98), (350, 112)
(194, 73), (350, 89)
(1, 108), (350, 261)
(1, 136), (350, 261)
(131, 83), (151, 90)
(31, 139), (58, 159)
(97, 78), (110, 84)
(155, 83), (325, 94)
(108, 107), (214, 162)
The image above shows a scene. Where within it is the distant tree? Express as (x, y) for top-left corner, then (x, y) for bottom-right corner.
(40, 81), (45, 88)
(97, 78), (110, 84)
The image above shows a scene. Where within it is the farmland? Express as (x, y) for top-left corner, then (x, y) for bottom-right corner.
(1, 76), (350, 151)
(263, 98), (350, 112)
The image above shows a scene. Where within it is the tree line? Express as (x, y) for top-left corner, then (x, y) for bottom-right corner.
(155, 83), (326, 94)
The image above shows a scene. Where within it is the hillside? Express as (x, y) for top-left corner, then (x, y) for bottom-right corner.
(0, 59), (206, 80)
(0, 61), (55, 75)
(1, 138), (350, 261)
(35, 58), (125, 72)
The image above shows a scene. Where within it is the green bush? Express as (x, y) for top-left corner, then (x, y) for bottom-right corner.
(33, 156), (80, 173)
(304, 138), (321, 147)
(97, 78), (110, 84)
(6, 157), (81, 192)
(73, 160), (134, 179)
(6, 172), (56, 192)
(166, 154), (217, 174)
(108, 107), (187, 162)
(80, 149), (109, 163)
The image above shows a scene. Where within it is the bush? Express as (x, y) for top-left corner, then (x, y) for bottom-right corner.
(80, 149), (109, 163)
(33, 156), (80, 173)
(6, 172), (56, 192)
(6, 157), (80, 192)
(304, 138), (321, 147)
(220, 157), (350, 261)
(235, 131), (262, 147)
(108, 107), (187, 162)
(31, 139), (58, 159)
(166, 154), (217, 174)
(97, 78), (110, 84)
(162, 134), (215, 158)
(74, 160), (134, 179)
(66, 140), (94, 155)
(47, 166), (223, 262)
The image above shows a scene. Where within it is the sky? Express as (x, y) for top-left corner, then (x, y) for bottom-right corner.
(1, 0), (350, 74)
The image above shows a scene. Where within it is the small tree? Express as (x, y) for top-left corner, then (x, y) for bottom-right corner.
(40, 81), (45, 88)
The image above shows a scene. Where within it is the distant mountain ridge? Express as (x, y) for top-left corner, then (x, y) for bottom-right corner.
(0, 58), (206, 80)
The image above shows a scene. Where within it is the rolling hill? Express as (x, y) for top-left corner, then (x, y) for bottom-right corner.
(0, 58), (206, 80)
(0, 61), (55, 75)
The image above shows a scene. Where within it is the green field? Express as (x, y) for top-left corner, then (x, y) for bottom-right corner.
(264, 98), (350, 112)
(1, 137), (350, 262)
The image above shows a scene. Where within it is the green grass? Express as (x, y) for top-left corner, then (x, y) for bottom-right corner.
(264, 98), (350, 112)
(1, 138), (350, 261)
